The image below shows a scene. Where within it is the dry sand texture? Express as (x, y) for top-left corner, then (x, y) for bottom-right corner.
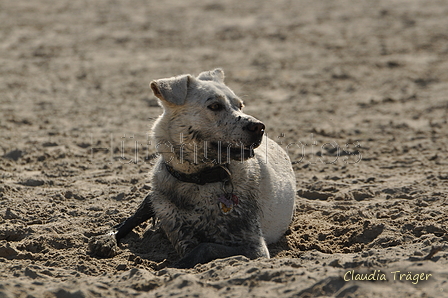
(1, 0), (448, 297)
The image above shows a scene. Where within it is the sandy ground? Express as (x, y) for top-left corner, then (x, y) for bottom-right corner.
(1, 0), (448, 297)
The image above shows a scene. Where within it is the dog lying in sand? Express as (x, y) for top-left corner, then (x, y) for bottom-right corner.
(89, 68), (296, 268)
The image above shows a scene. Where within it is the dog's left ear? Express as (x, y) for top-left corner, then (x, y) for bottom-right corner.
(197, 68), (225, 83)
(150, 74), (193, 106)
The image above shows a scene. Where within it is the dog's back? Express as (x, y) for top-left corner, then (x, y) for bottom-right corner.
(253, 137), (296, 244)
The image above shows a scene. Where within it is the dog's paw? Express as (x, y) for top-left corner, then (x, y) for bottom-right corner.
(88, 232), (119, 258)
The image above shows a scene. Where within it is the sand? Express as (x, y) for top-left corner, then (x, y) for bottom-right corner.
(1, 0), (447, 297)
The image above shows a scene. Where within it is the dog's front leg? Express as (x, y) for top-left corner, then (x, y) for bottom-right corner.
(113, 192), (155, 242)
(89, 192), (155, 257)
(174, 240), (269, 269)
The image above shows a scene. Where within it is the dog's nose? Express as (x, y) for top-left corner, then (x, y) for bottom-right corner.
(245, 122), (265, 135)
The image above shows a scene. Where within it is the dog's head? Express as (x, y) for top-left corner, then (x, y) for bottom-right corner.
(150, 68), (265, 163)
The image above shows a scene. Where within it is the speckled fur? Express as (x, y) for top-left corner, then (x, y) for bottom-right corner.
(150, 156), (266, 257)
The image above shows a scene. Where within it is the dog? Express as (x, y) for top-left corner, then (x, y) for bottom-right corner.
(89, 68), (296, 268)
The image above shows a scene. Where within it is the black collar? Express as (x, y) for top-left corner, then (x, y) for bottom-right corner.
(165, 163), (231, 185)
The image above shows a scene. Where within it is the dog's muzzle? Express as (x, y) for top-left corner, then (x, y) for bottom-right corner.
(207, 120), (265, 161)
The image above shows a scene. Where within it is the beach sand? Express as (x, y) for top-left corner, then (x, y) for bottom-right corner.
(1, 0), (447, 296)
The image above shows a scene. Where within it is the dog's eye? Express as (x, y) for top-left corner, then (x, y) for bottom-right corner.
(208, 103), (224, 111)
(239, 103), (244, 110)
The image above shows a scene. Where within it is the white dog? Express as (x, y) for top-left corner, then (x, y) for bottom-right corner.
(89, 69), (296, 268)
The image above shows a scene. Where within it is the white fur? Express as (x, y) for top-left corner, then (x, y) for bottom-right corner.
(254, 137), (296, 243)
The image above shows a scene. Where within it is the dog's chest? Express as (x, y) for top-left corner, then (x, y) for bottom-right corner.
(153, 182), (259, 232)
(165, 183), (255, 214)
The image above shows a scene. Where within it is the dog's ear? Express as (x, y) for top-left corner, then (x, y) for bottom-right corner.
(150, 74), (193, 106)
(197, 68), (225, 83)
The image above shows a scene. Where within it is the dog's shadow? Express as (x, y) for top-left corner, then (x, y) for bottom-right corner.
(121, 224), (294, 268)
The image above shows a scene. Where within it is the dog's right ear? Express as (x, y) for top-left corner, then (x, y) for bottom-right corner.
(150, 74), (193, 106)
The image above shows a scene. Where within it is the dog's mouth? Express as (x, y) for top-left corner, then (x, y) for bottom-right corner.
(210, 140), (262, 160)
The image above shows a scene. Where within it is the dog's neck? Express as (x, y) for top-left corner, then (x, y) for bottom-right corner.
(156, 143), (227, 174)
(164, 162), (231, 185)
(158, 150), (232, 184)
